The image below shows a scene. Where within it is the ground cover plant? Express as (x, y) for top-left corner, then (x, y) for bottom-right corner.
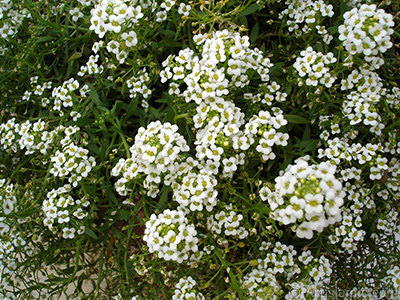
(0, 0), (399, 299)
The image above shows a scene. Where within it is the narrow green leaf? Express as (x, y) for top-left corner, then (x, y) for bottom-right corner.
(250, 23), (259, 44)
(36, 36), (54, 44)
(85, 227), (98, 239)
(271, 41), (280, 63)
(284, 114), (310, 124)
(88, 86), (103, 106)
(215, 249), (245, 299)
(160, 29), (175, 37)
(69, 52), (82, 61)
(239, 3), (259, 17)
(239, 16), (248, 28)
(157, 188), (169, 210)
(117, 209), (130, 221)
(111, 100), (124, 115)
(227, 269), (245, 299)
(149, 107), (161, 119)
(302, 124), (311, 140)
(124, 97), (139, 119)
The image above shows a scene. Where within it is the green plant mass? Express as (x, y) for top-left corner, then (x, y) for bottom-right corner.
(0, 0), (399, 299)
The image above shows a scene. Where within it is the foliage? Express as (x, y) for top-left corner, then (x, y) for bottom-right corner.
(0, 0), (400, 299)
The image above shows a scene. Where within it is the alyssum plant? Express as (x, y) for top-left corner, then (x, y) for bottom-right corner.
(0, 0), (399, 299)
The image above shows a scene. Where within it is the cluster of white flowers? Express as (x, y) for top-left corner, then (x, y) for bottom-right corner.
(78, 53), (105, 76)
(265, 248), (330, 300)
(89, 0), (144, 40)
(159, 30), (290, 177)
(278, 0), (334, 44)
(386, 157), (400, 193)
(286, 253), (332, 300)
(162, 29), (272, 105)
(143, 209), (199, 263)
(69, 0), (92, 22)
(241, 109), (289, 161)
(260, 157), (345, 239)
(338, 4), (394, 57)
(257, 241), (300, 277)
(89, 0), (178, 64)
(340, 67), (394, 134)
(328, 210), (365, 254)
(50, 144), (95, 184)
(0, 120), (96, 238)
(165, 160), (218, 212)
(344, 181), (375, 217)
(0, 180), (15, 215)
(172, 276), (205, 300)
(0, 180), (51, 300)
(49, 126), (96, 186)
(0, 118), (59, 155)
(318, 137), (389, 181)
(385, 266), (400, 290)
(386, 86), (400, 111)
(42, 184), (89, 238)
(241, 267), (283, 300)
(248, 81), (287, 106)
(89, 0), (143, 63)
(376, 209), (399, 239)
(0, 0), (31, 46)
(193, 98), (245, 160)
(111, 121), (189, 197)
(207, 204), (249, 239)
(50, 78), (89, 118)
(241, 242), (298, 299)
(126, 68), (151, 110)
(21, 76), (88, 121)
(21, 76), (53, 104)
(293, 47), (337, 88)
(0, 226), (27, 299)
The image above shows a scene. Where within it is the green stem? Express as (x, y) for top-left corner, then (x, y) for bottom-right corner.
(109, 119), (131, 159)
(173, 113), (190, 123)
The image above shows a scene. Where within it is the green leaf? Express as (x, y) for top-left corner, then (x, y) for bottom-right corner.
(227, 269), (245, 299)
(239, 3), (259, 17)
(269, 62), (284, 77)
(86, 142), (100, 155)
(149, 106), (161, 119)
(215, 249), (244, 299)
(271, 41), (280, 63)
(69, 52), (82, 61)
(65, 117), (93, 127)
(117, 209), (130, 221)
(284, 114), (311, 124)
(250, 22), (259, 44)
(302, 124), (311, 140)
(123, 97), (139, 120)
(149, 41), (158, 48)
(36, 36), (54, 44)
(157, 188), (169, 211)
(160, 29), (175, 37)
(88, 86), (103, 106)
(85, 227), (98, 239)
(111, 100), (124, 115)
(239, 16), (248, 28)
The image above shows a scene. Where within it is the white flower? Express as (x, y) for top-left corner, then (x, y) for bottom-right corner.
(62, 227), (76, 239)
(121, 31), (138, 47)
(296, 222), (314, 239)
